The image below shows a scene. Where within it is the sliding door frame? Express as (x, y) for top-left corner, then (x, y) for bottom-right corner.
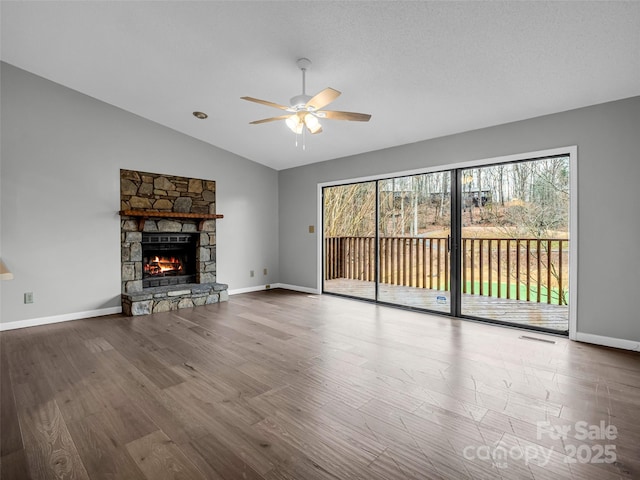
(451, 169), (463, 318)
(317, 146), (577, 339)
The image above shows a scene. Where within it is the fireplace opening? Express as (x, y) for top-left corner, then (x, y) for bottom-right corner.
(144, 255), (184, 277)
(142, 233), (197, 288)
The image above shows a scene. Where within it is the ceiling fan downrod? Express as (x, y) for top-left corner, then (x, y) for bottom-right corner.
(298, 57), (311, 93)
(301, 62), (307, 96)
(291, 58), (312, 108)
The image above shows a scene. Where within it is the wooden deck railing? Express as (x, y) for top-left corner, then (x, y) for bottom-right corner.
(325, 236), (569, 305)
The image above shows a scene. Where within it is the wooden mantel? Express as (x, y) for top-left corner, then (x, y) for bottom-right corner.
(119, 210), (223, 231)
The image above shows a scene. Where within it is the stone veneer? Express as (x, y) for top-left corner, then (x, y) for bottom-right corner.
(120, 169), (227, 315)
(122, 283), (229, 316)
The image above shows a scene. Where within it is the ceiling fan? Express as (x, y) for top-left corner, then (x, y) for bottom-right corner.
(241, 58), (371, 135)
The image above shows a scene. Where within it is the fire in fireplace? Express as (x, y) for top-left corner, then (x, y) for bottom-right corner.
(142, 233), (197, 288)
(144, 255), (184, 276)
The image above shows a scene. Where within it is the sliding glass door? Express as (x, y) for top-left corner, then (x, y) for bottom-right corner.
(459, 157), (569, 331)
(323, 182), (377, 300)
(377, 173), (451, 312)
(322, 153), (570, 334)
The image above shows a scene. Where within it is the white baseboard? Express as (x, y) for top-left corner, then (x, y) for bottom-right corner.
(0, 306), (123, 332)
(0, 285), (321, 331)
(228, 283), (321, 295)
(576, 332), (640, 352)
(228, 285), (272, 295)
(273, 283), (321, 295)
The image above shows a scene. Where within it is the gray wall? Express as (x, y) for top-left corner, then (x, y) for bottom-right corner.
(1, 62), (279, 324)
(279, 96), (640, 342)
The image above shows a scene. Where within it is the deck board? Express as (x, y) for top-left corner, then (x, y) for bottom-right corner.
(324, 278), (569, 331)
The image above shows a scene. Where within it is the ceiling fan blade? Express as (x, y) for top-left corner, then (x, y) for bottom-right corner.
(241, 96), (291, 111)
(249, 114), (292, 125)
(305, 88), (341, 110)
(320, 110), (372, 122)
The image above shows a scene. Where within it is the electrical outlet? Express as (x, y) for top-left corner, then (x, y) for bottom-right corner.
(265, 284), (271, 289)
(250, 270), (254, 277)
(24, 292), (34, 304)
(308, 225), (315, 233)
(263, 268), (268, 275)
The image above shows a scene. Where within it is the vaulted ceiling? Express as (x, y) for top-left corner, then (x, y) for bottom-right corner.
(2, 1), (639, 170)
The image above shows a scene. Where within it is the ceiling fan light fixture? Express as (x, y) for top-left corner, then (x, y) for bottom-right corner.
(285, 115), (303, 134)
(306, 124), (322, 135)
(304, 113), (322, 134)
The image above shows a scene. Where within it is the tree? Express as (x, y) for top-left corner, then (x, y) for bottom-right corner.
(323, 183), (376, 237)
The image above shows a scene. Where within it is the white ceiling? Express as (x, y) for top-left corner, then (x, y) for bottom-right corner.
(2, 1), (639, 171)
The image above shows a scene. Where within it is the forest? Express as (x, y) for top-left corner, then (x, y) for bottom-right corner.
(324, 156), (569, 240)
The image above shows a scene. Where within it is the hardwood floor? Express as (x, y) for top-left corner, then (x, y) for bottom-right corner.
(1, 289), (639, 479)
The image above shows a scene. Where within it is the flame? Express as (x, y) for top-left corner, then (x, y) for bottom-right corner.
(144, 256), (183, 276)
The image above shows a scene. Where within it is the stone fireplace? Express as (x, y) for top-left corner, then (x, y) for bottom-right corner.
(119, 169), (228, 316)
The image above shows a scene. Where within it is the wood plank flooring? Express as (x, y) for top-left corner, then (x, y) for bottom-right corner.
(1, 289), (639, 479)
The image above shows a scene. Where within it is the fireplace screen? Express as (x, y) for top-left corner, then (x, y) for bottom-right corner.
(142, 233), (196, 288)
